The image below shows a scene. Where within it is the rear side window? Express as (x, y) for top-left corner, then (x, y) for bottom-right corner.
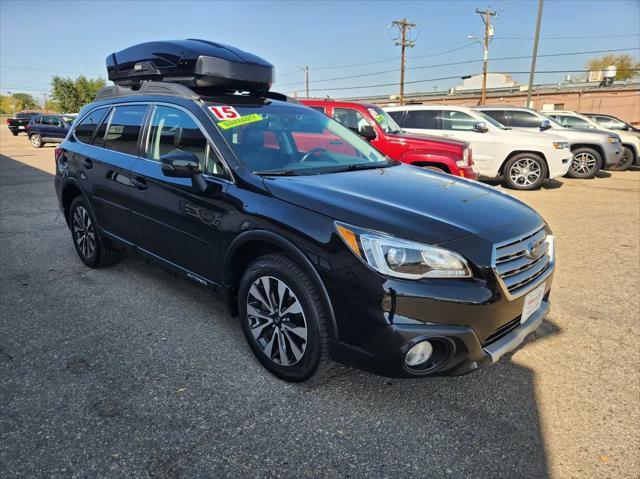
(145, 105), (226, 177)
(402, 110), (440, 129)
(74, 108), (109, 144)
(508, 110), (542, 128)
(482, 110), (507, 126)
(41, 115), (60, 126)
(101, 105), (148, 155)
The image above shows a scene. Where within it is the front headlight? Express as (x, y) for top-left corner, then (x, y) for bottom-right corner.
(608, 136), (620, 143)
(335, 222), (472, 280)
(552, 142), (570, 149)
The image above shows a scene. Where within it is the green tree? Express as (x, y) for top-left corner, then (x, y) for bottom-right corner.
(12, 93), (38, 110)
(585, 54), (640, 80)
(50, 75), (106, 113)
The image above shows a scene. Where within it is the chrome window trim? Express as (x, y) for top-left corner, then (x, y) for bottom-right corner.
(71, 101), (233, 184)
(490, 224), (555, 300)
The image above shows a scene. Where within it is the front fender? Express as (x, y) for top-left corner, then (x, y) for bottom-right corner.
(400, 151), (459, 173)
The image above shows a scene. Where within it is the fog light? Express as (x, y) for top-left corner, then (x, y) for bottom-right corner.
(405, 341), (433, 367)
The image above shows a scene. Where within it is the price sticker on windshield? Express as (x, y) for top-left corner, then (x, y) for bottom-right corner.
(209, 106), (240, 120)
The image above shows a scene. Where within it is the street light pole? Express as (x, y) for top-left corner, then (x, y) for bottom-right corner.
(526, 0), (544, 108)
(474, 8), (496, 105)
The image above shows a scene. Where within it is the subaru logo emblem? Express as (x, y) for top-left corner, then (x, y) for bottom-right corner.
(526, 238), (547, 260)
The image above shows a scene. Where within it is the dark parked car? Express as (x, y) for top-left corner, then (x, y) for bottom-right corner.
(6, 111), (38, 135)
(55, 40), (555, 381)
(26, 113), (76, 148)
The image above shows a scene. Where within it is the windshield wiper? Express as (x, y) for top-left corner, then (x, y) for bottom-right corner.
(328, 163), (389, 173)
(254, 169), (300, 176)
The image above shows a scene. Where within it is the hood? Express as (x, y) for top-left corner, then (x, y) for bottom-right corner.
(390, 132), (468, 148)
(504, 128), (568, 143)
(263, 164), (540, 244)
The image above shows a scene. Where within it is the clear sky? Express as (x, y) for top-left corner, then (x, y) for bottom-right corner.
(1, 0), (639, 101)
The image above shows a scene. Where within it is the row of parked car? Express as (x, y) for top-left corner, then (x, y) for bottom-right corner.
(6, 101), (639, 191)
(300, 100), (640, 190)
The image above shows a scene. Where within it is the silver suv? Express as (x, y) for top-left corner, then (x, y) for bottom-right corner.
(477, 107), (622, 179)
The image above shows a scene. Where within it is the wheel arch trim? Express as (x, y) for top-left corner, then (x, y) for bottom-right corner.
(223, 229), (339, 340)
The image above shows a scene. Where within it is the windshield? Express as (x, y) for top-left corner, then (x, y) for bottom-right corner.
(209, 102), (393, 175)
(367, 106), (403, 134)
(476, 111), (508, 129)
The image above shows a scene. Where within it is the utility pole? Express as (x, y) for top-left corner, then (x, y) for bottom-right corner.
(391, 18), (416, 105)
(526, 0), (544, 108)
(293, 65), (309, 97)
(474, 7), (496, 105)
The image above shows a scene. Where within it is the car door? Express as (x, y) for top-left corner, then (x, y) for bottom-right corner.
(69, 104), (145, 242)
(128, 103), (229, 281)
(396, 109), (442, 137)
(48, 116), (68, 140)
(39, 115), (56, 139)
(440, 109), (496, 175)
(332, 107), (379, 154)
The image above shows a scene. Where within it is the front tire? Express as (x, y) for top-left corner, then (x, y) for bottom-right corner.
(238, 253), (332, 382)
(503, 153), (548, 190)
(566, 147), (602, 179)
(69, 196), (121, 268)
(609, 145), (634, 171)
(29, 133), (43, 148)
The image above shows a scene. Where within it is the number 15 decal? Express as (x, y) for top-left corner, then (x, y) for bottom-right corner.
(209, 106), (240, 120)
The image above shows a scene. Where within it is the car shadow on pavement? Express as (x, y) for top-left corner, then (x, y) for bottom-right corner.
(0, 154), (559, 479)
(595, 170), (612, 178)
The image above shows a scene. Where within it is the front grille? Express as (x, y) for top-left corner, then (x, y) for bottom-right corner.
(492, 226), (553, 299)
(483, 317), (520, 346)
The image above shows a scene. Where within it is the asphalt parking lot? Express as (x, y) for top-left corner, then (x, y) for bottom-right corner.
(0, 126), (638, 479)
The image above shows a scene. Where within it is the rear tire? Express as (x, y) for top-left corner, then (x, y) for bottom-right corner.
(11, 130), (18, 136)
(566, 147), (602, 179)
(69, 196), (121, 268)
(503, 153), (547, 190)
(609, 145), (634, 171)
(238, 253), (332, 382)
(29, 133), (43, 148)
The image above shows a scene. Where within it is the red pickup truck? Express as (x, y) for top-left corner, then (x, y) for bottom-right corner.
(301, 99), (478, 179)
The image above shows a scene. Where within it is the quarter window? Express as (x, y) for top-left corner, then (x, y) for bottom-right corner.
(100, 105), (148, 155)
(442, 110), (476, 131)
(401, 110), (440, 129)
(74, 108), (109, 144)
(145, 105), (226, 177)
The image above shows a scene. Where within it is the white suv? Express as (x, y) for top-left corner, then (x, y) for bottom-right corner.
(385, 105), (571, 190)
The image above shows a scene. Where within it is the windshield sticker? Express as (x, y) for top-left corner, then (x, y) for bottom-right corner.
(367, 108), (384, 124)
(209, 106), (240, 120)
(216, 113), (263, 130)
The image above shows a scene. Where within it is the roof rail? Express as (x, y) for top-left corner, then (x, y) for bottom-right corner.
(94, 80), (297, 104)
(94, 82), (200, 101)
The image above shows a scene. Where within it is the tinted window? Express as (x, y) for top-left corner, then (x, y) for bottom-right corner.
(333, 108), (371, 134)
(309, 106), (325, 114)
(442, 110), (476, 131)
(145, 105), (225, 177)
(41, 115), (62, 126)
(508, 110), (542, 128)
(401, 110), (440, 129)
(553, 115), (591, 128)
(101, 105), (148, 155)
(481, 110), (507, 125)
(74, 108), (108, 144)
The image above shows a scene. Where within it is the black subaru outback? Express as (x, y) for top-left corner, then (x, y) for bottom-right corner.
(55, 40), (555, 381)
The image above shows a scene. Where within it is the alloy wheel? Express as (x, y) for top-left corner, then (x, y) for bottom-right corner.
(30, 135), (41, 147)
(72, 205), (96, 259)
(572, 152), (597, 175)
(246, 276), (308, 366)
(509, 158), (542, 187)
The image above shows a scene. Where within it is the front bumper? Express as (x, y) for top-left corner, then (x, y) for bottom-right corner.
(547, 149), (572, 179)
(459, 165), (479, 180)
(602, 141), (621, 167)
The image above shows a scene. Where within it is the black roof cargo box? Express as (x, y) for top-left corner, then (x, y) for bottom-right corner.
(106, 39), (274, 92)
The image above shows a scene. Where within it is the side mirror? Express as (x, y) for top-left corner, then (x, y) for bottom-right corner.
(473, 121), (488, 133)
(540, 119), (552, 131)
(358, 125), (376, 140)
(160, 152), (201, 178)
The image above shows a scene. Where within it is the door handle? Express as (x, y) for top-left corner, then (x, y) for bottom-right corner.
(81, 159), (93, 169)
(131, 177), (148, 191)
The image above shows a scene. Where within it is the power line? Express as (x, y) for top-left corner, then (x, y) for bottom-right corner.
(304, 68), (640, 93)
(277, 46), (640, 89)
